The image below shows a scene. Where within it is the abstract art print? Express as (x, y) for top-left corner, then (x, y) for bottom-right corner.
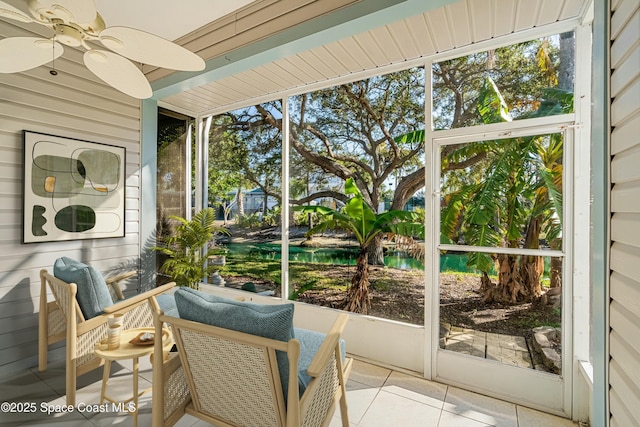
(23, 131), (126, 243)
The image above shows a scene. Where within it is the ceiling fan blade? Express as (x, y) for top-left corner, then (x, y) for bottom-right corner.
(0, 0), (33, 23)
(99, 27), (205, 71)
(0, 37), (63, 73)
(27, 0), (96, 24)
(83, 49), (152, 99)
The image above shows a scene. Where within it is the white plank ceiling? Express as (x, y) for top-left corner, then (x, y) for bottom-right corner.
(158, 0), (589, 116)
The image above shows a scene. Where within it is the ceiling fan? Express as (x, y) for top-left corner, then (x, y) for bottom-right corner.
(0, 0), (205, 98)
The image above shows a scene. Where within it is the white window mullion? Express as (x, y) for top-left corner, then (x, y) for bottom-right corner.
(281, 97), (290, 302)
(425, 58), (435, 379)
(201, 116), (212, 215)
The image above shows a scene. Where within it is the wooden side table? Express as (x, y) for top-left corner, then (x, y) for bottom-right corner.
(95, 327), (173, 427)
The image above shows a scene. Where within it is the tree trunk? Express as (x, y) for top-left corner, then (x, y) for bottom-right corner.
(482, 254), (528, 303)
(346, 250), (370, 314)
(519, 215), (543, 300)
(558, 31), (575, 92)
(263, 193), (269, 216)
(236, 187), (244, 216)
(481, 218), (546, 304)
(549, 238), (562, 288)
(520, 254), (543, 299)
(222, 202), (229, 225)
(367, 234), (385, 265)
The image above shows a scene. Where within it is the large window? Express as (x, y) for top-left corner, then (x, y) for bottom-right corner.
(286, 68), (426, 324)
(189, 31), (576, 346)
(205, 101), (283, 294)
(156, 109), (193, 284)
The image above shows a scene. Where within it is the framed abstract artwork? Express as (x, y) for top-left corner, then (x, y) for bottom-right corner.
(23, 131), (126, 243)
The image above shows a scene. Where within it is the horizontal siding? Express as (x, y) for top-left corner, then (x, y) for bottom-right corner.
(611, 143), (640, 183)
(611, 78), (640, 127)
(611, 213), (640, 247)
(609, 0), (640, 425)
(0, 17), (142, 379)
(611, 111), (640, 155)
(610, 242), (640, 283)
(609, 355), (640, 426)
(610, 302), (640, 363)
(610, 271), (640, 315)
(610, 43), (640, 98)
(611, 180), (640, 212)
(609, 377), (640, 427)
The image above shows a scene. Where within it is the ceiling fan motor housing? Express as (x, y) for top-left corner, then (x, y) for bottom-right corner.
(54, 23), (83, 46)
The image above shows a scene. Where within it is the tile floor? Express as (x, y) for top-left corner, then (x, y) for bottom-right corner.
(0, 356), (579, 426)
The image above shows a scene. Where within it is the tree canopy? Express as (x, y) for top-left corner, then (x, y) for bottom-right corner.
(205, 33), (572, 237)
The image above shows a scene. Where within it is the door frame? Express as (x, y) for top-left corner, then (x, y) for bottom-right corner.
(427, 118), (575, 416)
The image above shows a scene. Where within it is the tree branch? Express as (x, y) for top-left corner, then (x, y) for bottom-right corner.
(291, 190), (350, 206)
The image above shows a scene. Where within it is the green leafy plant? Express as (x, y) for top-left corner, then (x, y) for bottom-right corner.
(235, 212), (262, 229)
(289, 280), (318, 301)
(154, 208), (230, 288)
(294, 178), (424, 314)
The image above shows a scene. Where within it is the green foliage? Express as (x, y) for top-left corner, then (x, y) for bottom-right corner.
(439, 84), (571, 273)
(433, 36), (564, 129)
(289, 280), (318, 301)
(262, 206), (281, 227)
(235, 212), (263, 229)
(477, 76), (513, 124)
(295, 178), (424, 252)
(154, 208), (230, 288)
(293, 210), (323, 227)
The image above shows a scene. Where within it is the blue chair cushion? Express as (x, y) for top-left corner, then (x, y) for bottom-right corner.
(156, 294), (179, 318)
(53, 257), (113, 319)
(174, 288), (295, 398)
(295, 327), (346, 395)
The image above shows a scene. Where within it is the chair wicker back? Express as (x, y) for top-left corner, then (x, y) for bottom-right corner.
(152, 309), (351, 427)
(38, 269), (176, 405)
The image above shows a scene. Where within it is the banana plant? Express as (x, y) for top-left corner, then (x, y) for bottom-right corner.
(395, 77), (571, 303)
(294, 178), (424, 314)
(441, 78), (570, 302)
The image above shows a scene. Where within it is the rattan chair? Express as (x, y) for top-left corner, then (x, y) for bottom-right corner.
(38, 269), (177, 405)
(151, 307), (352, 427)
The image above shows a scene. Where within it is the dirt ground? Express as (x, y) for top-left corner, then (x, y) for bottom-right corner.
(220, 225), (561, 341)
(223, 264), (561, 338)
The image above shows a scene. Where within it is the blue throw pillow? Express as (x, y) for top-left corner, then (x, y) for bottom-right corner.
(156, 294), (179, 318)
(53, 257), (113, 319)
(295, 328), (346, 395)
(174, 288), (295, 399)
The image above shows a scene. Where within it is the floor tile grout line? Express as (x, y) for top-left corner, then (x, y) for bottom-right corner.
(28, 367), (62, 400)
(357, 385), (383, 426)
(377, 384), (448, 411)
